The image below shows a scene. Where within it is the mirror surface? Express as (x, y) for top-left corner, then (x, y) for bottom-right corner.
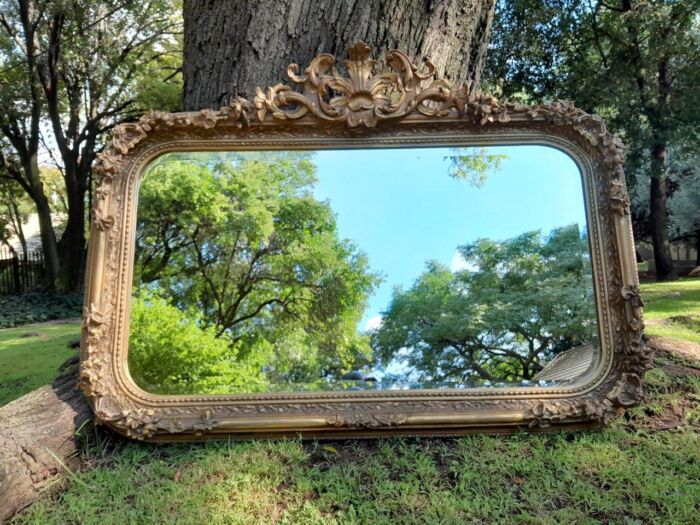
(128, 146), (599, 395)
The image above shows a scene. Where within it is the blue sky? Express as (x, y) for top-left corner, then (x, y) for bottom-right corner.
(311, 146), (587, 330)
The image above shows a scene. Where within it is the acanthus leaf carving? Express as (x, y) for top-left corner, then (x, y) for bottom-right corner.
(254, 42), (454, 128)
(79, 303), (114, 399)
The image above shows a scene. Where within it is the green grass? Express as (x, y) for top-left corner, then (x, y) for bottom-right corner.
(4, 280), (700, 523)
(641, 277), (700, 344)
(12, 358), (700, 525)
(0, 320), (80, 406)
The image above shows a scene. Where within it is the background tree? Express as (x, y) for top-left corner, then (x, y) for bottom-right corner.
(0, 0), (181, 290)
(0, 175), (32, 255)
(134, 153), (379, 384)
(372, 225), (596, 383)
(182, 0), (497, 108)
(486, 0), (700, 280)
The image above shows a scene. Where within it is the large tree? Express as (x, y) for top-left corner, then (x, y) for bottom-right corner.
(0, 0), (181, 291)
(486, 0), (700, 280)
(183, 0), (497, 108)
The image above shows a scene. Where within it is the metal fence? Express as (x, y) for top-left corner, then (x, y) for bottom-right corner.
(0, 247), (46, 294)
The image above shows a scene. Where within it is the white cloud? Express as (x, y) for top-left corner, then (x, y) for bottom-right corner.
(363, 315), (383, 333)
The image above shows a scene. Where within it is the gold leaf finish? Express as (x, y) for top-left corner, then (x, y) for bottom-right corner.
(80, 43), (646, 440)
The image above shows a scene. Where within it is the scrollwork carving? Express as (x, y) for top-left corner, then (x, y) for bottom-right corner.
(79, 42), (646, 440)
(254, 42), (454, 128)
(326, 414), (408, 429)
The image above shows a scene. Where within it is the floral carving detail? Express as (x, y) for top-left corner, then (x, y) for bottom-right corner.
(92, 206), (115, 231)
(455, 83), (515, 125)
(326, 414), (408, 428)
(254, 42), (453, 127)
(621, 285), (654, 372)
(610, 179), (631, 216)
(622, 285), (645, 333)
(107, 100), (254, 158)
(79, 303), (114, 398)
(119, 408), (160, 440)
(194, 409), (219, 434)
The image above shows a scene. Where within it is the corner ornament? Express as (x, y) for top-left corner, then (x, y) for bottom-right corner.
(254, 42), (454, 128)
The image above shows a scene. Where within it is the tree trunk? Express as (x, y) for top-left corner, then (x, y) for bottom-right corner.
(183, 0), (496, 109)
(695, 229), (700, 267)
(57, 177), (87, 292)
(649, 141), (677, 281)
(33, 181), (61, 290)
(0, 358), (92, 522)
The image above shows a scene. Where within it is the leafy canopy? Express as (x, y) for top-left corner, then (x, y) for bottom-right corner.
(132, 153), (379, 387)
(372, 224), (596, 384)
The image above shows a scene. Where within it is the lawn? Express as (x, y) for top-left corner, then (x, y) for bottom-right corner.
(11, 348), (700, 524)
(640, 277), (700, 344)
(2, 279), (700, 524)
(0, 319), (80, 406)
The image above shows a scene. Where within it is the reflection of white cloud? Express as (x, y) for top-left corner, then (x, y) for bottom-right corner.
(450, 251), (477, 272)
(364, 315), (383, 333)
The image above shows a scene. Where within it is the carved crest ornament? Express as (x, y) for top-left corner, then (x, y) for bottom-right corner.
(80, 43), (650, 440)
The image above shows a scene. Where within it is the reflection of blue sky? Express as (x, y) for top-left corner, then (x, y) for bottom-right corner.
(311, 146), (587, 330)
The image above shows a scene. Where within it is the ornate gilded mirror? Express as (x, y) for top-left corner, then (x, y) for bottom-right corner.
(80, 44), (649, 440)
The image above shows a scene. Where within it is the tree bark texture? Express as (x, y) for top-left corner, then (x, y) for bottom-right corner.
(649, 141), (677, 281)
(0, 358), (92, 522)
(183, 0), (496, 109)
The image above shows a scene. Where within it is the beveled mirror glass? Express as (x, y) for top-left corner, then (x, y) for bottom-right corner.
(80, 44), (648, 440)
(128, 146), (598, 396)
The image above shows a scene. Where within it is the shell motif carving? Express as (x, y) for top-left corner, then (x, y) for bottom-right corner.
(254, 42), (454, 128)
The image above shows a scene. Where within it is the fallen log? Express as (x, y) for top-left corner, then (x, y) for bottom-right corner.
(0, 357), (93, 522)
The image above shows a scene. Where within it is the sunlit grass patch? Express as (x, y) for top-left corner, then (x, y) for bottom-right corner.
(0, 321), (80, 405)
(641, 278), (700, 344)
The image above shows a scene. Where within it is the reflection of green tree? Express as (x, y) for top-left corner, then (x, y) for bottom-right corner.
(446, 147), (508, 187)
(128, 291), (268, 395)
(372, 224), (596, 383)
(131, 153), (379, 392)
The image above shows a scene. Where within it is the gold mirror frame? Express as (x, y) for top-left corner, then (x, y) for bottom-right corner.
(80, 43), (651, 441)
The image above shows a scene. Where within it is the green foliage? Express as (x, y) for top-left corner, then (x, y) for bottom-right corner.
(0, 320), (79, 406)
(445, 147), (507, 187)
(487, 0), (700, 245)
(128, 290), (267, 395)
(373, 225), (596, 383)
(134, 153), (378, 385)
(0, 293), (82, 328)
(0, 177), (32, 250)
